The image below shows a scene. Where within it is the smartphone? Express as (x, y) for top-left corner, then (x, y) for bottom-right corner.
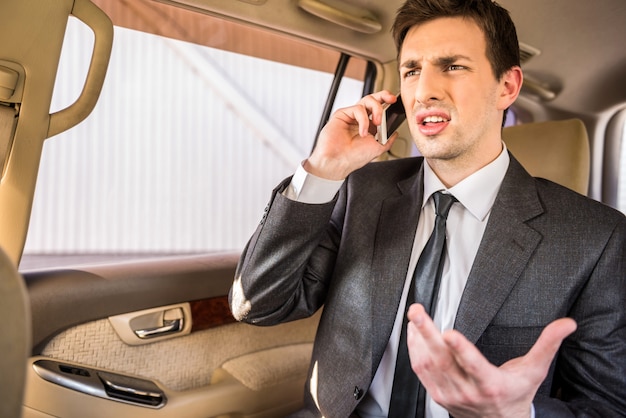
(376, 96), (406, 145)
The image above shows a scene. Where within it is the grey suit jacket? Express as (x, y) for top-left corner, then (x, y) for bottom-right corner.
(231, 154), (626, 417)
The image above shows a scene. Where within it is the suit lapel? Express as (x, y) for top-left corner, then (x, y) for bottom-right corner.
(366, 156), (544, 364)
(455, 156), (544, 343)
(370, 166), (424, 374)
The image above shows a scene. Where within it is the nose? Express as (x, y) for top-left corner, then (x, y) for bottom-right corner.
(414, 67), (443, 105)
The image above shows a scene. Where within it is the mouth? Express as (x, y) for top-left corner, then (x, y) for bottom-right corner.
(417, 113), (451, 125)
(416, 112), (451, 135)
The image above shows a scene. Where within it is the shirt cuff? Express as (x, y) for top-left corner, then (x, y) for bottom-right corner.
(282, 161), (344, 204)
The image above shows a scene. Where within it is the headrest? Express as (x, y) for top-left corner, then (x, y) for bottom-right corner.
(502, 119), (590, 195)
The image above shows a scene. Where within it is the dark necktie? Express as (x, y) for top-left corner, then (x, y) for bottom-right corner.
(388, 191), (457, 418)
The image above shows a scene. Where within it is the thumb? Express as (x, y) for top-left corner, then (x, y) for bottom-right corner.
(525, 318), (577, 372)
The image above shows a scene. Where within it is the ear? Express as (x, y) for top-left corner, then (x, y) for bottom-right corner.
(497, 66), (523, 110)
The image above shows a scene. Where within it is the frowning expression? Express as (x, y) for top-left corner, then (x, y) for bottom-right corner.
(399, 17), (515, 169)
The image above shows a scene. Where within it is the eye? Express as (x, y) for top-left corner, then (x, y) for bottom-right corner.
(446, 65), (466, 71)
(403, 69), (420, 78)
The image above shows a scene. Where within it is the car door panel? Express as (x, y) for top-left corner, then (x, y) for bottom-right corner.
(26, 253), (238, 353)
(23, 253), (320, 417)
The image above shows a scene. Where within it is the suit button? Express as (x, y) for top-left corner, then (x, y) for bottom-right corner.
(353, 386), (364, 400)
(259, 204), (270, 224)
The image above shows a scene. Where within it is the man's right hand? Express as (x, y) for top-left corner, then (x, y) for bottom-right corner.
(305, 90), (400, 180)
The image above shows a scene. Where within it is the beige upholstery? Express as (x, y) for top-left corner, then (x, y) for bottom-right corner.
(502, 119), (590, 195)
(215, 343), (313, 391)
(0, 247), (30, 418)
(40, 311), (320, 392)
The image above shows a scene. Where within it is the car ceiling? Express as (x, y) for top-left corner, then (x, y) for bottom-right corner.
(159, 0), (626, 118)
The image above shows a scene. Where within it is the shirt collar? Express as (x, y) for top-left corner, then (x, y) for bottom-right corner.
(422, 142), (510, 221)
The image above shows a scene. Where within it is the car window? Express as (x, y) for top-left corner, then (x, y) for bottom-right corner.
(22, 2), (367, 264)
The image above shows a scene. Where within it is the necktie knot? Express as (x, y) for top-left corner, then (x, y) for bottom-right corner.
(433, 191), (457, 220)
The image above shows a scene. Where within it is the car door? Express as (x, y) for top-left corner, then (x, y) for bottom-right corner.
(23, 252), (322, 417)
(3, 0), (373, 417)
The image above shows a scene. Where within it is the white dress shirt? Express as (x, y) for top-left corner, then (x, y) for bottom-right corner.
(284, 146), (514, 418)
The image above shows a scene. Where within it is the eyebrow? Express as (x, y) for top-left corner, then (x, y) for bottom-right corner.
(400, 54), (473, 69)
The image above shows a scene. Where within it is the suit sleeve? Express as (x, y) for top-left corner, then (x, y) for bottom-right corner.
(229, 177), (346, 325)
(535, 216), (626, 417)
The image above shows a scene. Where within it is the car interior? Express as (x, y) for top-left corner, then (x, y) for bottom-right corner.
(1, 0), (625, 417)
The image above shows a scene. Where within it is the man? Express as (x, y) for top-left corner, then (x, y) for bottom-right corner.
(229, 0), (626, 416)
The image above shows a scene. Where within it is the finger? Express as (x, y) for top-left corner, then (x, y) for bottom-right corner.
(356, 107), (376, 138)
(360, 90), (397, 107)
(359, 91), (398, 127)
(407, 303), (435, 332)
(383, 131), (400, 150)
(332, 105), (373, 138)
(407, 303), (448, 349)
(407, 305), (464, 391)
(524, 318), (577, 371)
(443, 329), (497, 383)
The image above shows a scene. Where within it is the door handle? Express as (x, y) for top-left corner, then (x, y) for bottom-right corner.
(134, 317), (183, 339)
(109, 303), (192, 345)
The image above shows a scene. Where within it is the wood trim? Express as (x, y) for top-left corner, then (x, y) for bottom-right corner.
(190, 296), (236, 332)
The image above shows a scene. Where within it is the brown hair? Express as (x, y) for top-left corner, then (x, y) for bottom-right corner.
(392, 0), (520, 80)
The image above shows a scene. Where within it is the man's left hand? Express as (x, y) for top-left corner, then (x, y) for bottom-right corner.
(406, 303), (577, 418)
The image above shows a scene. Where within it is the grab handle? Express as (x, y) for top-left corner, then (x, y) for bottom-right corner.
(47, 0), (113, 138)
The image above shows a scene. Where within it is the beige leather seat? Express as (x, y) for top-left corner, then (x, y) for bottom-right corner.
(502, 118), (590, 195)
(0, 247), (30, 418)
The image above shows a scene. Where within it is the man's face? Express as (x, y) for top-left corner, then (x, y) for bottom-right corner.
(399, 17), (512, 170)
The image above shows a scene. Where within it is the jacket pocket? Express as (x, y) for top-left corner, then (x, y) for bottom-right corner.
(476, 325), (544, 366)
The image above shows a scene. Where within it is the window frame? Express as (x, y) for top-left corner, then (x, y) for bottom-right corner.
(603, 107), (626, 211)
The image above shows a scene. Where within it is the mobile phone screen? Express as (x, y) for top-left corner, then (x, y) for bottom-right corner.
(376, 96), (406, 144)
